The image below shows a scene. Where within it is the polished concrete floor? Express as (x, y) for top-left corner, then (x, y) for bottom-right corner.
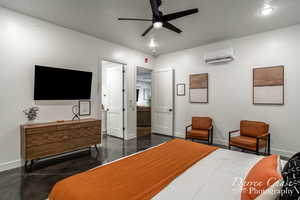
(0, 134), (173, 200)
(0, 134), (286, 200)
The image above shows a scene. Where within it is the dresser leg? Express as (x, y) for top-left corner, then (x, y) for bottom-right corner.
(24, 160), (28, 172)
(24, 160), (32, 172)
(94, 145), (99, 155)
(30, 160), (34, 170)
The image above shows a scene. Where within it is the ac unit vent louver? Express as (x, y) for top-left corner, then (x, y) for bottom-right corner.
(204, 48), (235, 64)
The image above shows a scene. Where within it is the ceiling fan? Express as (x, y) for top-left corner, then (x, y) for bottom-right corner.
(118, 0), (199, 37)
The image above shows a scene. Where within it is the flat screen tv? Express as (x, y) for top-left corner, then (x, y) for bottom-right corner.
(34, 65), (92, 100)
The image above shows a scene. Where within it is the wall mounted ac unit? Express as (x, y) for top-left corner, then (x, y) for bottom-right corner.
(204, 48), (235, 64)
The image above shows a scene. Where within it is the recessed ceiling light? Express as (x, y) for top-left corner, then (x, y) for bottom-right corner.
(153, 21), (163, 29)
(261, 6), (274, 16)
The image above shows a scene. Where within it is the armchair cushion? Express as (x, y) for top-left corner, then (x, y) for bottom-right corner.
(230, 136), (267, 151)
(240, 120), (269, 138)
(187, 130), (209, 140)
(192, 117), (212, 130)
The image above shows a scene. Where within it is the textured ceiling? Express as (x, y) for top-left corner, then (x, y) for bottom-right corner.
(1, 0), (300, 55)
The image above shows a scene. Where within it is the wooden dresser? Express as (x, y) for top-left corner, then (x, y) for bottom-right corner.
(21, 119), (101, 170)
(137, 106), (151, 137)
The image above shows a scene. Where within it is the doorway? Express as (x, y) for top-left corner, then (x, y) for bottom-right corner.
(136, 67), (152, 137)
(151, 68), (174, 136)
(101, 60), (125, 139)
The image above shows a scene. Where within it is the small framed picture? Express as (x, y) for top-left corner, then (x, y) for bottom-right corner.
(176, 84), (186, 96)
(79, 100), (91, 116)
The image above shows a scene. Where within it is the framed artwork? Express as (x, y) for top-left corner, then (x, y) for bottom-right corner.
(79, 100), (91, 116)
(189, 73), (208, 103)
(253, 66), (284, 105)
(176, 84), (186, 96)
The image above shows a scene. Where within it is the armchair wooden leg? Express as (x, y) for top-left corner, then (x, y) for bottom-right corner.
(228, 133), (231, 150)
(265, 144), (267, 155)
(256, 138), (259, 155)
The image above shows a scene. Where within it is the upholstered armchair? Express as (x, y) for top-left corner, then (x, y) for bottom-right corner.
(229, 120), (270, 155)
(186, 117), (213, 144)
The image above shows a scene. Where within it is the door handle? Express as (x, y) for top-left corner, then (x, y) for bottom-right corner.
(169, 109), (173, 112)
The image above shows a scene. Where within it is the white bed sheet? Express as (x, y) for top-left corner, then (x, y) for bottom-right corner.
(153, 149), (264, 200)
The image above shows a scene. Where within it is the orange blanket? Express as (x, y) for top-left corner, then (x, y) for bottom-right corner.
(49, 139), (218, 200)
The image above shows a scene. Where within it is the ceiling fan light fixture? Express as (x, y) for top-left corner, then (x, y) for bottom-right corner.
(153, 21), (163, 29)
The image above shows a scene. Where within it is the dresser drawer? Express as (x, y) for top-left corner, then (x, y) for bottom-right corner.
(26, 126), (57, 134)
(26, 136), (101, 160)
(26, 131), (69, 148)
(56, 124), (81, 131)
(80, 121), (101, 128)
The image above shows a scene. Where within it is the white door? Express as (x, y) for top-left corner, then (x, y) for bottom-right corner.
(152, 68), (174, 136)
(107, 65), (124, 138)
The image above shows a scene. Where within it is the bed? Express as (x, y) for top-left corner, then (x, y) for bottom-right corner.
(48, 139), (282, 200)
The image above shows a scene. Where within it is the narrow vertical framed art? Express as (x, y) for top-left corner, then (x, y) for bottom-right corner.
(189, 73), (208, 103)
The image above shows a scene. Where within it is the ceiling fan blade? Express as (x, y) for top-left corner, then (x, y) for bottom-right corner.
(150, 0), (162, 17)
(162, 8), (199, 21)
(118, 18), (152, 21)
(142, 25), (154, 37)
(163, 22), (182, 34)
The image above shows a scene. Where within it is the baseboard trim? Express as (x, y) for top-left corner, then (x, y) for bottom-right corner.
(0, 159), (21, 172)
(174, 132), (185, 138)
(213, 138), (294, 158)
(214, 138), (227, 146)
(125, 133), (136, 140)
(271, 148), (295, 158)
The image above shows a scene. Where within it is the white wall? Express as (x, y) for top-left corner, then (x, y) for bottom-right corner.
(0, 7), (153, 171)
(155, 24), (300, 157)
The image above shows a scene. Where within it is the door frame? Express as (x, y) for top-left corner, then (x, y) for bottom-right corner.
(100, 58), (127, 139)
(134, 66), (153, 138)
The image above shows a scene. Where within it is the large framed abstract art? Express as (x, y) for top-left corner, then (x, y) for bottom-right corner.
(189, 73), (208, 103)
(253, 66), (284, 105)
